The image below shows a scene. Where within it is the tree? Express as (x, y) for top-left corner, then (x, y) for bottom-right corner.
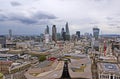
(38, 55), (46, 62)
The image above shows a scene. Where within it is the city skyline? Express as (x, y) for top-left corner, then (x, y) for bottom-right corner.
(0, 0), (120, 35)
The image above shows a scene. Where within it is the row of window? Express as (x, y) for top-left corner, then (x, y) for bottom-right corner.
(100, 74), (120, 79)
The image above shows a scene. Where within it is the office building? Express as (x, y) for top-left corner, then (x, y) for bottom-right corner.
(93, 27), (100, 40)
(9, 29), (12, 40)
(57, 33), (61, 41)
(0, 35), (6, 48)
(44, 26), (50, 43)
(65, 22), (70, 41)
(61, 28), (64, 40)
(61, 28), (66, 41)
(46, 25), (49, 34)
(52, 25), (57, 42)
(63, 32), (66, 41)
(76, 31), (80, 40)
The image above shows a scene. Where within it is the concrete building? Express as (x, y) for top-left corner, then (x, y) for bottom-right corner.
(67, 54), (92, 79)
(0, 61), (12, 74)
(97, 63), (120, 79)
(25, 60), (64, 79)
(44, 34), (49, 44)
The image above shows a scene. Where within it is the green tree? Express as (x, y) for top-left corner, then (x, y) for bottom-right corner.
(38, 55), (46, 62)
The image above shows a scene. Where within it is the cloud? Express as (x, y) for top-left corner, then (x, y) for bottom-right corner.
(10, 1), (21, 7)
(33, 11), (57, 19)
(116, 26), (120, 28)
(0, 11), (57, 25)
(0, 14), (8, 21)
(9, 15), (38, 24)
(0, 9), (3, 12)
(106, 17), (114, 20)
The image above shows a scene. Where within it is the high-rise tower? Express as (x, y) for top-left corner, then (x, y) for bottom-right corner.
(0, 35), (6, 48)
(44, 25), (50, 43)
(65, 22), (70, 41)
(61, 28), (66, 41)
(46, 25), (49, 34)
(52, 25), (57, 42)
(93, 27), (100, 40)
(76, 31), (80, 39)
(9, 29), (12, 40)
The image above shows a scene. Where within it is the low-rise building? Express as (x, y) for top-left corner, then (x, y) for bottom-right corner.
(0, 61), (12, 74)
(68, 54), (92, 79)
(97, 62), (120, 79)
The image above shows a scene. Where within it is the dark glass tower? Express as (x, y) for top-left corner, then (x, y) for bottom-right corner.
(93, 27), (100, 40)
(9, 29), (12, 40)
(65, 22), (70, 41)
(46, 25), (49, 34)
(63, 32), (66, 41)
(61, 28), (66, 41)
(76, 31), (80, 39)
(52, 25), (57, 42)
(0, 35), (6, 48)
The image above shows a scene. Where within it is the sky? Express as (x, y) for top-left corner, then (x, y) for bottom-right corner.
(0, 0), (120, 35)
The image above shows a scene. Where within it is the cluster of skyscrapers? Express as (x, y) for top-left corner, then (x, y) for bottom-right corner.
(44, 22), (71, 43)
(61, 22), (70, 41)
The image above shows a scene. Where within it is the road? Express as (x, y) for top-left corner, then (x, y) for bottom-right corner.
(61, 61), (71, 79)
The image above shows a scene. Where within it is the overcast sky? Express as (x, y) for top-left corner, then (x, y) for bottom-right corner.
(0, 0), (120, 35)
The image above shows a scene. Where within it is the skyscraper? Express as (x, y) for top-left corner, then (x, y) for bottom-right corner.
(44, 25), (50, 43)
(61, 28), (66, 41)
(65, 22), (70, 41)
(46, 25), (49, 34)
(52, 25), (57, 42)
(9, 29), (12, 40)
(61, 28), (64, 36)
(45, 25), (49, 34)
(93, 27), (100, 40)
(0, 35), (6, 48)
(76, 31), (80, 39)
(63, 32), (66, 41)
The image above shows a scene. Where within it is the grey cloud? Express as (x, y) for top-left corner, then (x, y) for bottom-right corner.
(10, 1), (21, 6)
(34, 11), (57, 19)
(94, 0), (106, 1)
(116, 26), (120, 28)
(89, 22), (99, 24)
(9, 14), (38, 24)
(106, 17), (114, 20)
(0, 11), (57, 25)
(0, 14), (8, 21)
(0, 9), (3, 12)
(108, 24), (117, 26)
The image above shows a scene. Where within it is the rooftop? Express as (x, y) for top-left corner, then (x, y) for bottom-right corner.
(68, 55), (92, 79)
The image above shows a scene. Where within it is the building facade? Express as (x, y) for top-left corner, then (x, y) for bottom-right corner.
(52, 25), (57, 42)
(93, 27), (100, 40)
(97, 63), (120, 79)
(65, 22), (70, 41)
(0, 35), (6, 48)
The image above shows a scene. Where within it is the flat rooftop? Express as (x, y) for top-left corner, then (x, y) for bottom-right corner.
(68, 55), (92, 79)
(25, 61), (64, 79)
(97, 63), (120, 73)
